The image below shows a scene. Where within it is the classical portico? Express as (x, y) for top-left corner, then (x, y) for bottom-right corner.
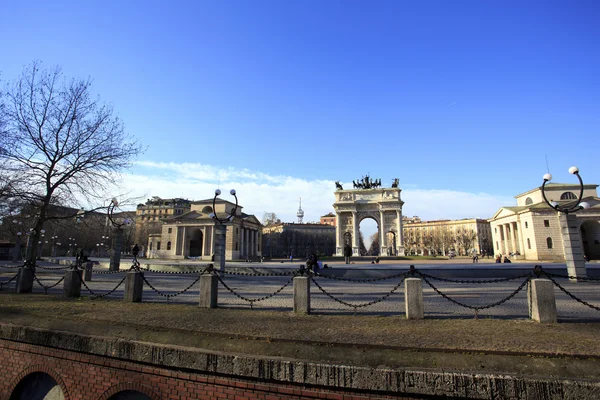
(333, 187), (405, 256)
(147, 199), (262, 261)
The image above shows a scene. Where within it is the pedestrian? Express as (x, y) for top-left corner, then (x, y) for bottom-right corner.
(472, 254), (478, 263)
(344, 243), (352, 264)
(495, 255), (501, 263)
(503, 256), (511, 263)
(289, 254), (293, 262)
(132, 244), (139, 258)
(306, 253), (318, 272)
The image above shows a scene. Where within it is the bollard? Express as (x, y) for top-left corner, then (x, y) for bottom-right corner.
(15, 267), (34, 294)
(199, 273), (218, 308)
(293, 276), (310, 314)
(124, 271), (143, 302)
(82, 261), (93, 282)
(404, 278), (424, 320)
(528, 279), (557, 323)
(63, 270), (82, 298)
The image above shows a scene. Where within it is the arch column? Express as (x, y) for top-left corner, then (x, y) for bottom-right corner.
(352, 211), (359, 255)
(379, 211), (386, 254)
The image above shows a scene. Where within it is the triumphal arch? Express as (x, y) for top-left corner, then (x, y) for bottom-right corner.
(333, 177), (405, 256)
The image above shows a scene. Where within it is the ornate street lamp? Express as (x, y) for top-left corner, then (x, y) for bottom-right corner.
(541, 166), (590, 280)
(51, 235), (59, 257)
(12, 220), (23, 262)
(106, 198), (132, 271)
(209, 189), (238, 271)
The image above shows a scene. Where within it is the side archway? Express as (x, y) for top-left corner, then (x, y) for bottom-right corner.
(99, 382), (162, 400)
(9, 365), (69, 400)
(581, 220), (600, 260)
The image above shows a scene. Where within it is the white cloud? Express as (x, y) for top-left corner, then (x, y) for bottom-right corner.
(114, 161), (514, 225)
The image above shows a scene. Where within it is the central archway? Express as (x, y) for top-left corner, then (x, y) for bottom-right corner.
(188, 228), (203, 257)
(333, 186), (404, 256)
(581, 220), (600, 260)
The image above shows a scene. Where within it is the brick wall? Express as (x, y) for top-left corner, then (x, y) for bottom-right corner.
(0, 339), (413, 400)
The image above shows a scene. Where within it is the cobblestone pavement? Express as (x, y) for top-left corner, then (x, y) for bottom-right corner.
(1, 263), (599, 322)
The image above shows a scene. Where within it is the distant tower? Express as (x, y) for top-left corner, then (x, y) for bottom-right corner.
(296, 197), (304, 224)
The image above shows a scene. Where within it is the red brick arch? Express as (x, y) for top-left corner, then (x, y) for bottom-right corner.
(98, 382), (162, 400)
(8, 364), (70, 400)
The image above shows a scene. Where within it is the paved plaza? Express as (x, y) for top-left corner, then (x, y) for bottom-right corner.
(1, 259), (599, 322)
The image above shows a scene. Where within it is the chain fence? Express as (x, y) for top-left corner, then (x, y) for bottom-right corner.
(213, 267), (300, 309)
(0, 272), (20, 289)
(33, 273), (65, 294)
(541, 269), (600, 312)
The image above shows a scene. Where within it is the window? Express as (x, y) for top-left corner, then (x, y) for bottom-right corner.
(157, 242), (161, 250)
(544, 220), (550, 227)
(496, 241), (499, 250)
(235, 243), (238, 251)
(167, 241), (171, 250)
(546, 237), (553, 249)
(525, 197), (533, 205)
(149, 242), (153, 250)
(560, 192), (577, 200)
(525, 222), (528, 228)
(168, 228), (172, 234)
(527, 238), (531, 249)
(494, 227), (497, 233)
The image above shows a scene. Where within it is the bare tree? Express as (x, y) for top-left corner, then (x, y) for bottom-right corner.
(368, 232), (379, 255)
(262, 212), (279, 226)
(0, 62), (142, 263)
(456, 229), (477, 256)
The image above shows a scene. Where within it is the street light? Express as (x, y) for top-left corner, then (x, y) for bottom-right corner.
(105, 198), (132, 271)
(542, 166), (591, 214)
(210, 189), (238, 270)
(12, 220), (24, 262)
(541, 166), (590, 280)
(51, 235), (59, 257)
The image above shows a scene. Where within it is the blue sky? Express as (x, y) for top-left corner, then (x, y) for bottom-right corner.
(1, 1), (599, 232)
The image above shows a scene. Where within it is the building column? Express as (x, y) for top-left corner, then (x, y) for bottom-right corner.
(335, 213), (340, 248)
(498, 224), (506, 255)
(182, 226), (188, 257)
(379, 211), (386, 254)
(250, 229), (255, 257)
(352, 211), (359, 255)
(396, 210), (403, 255)
(513, 222), (522, 253)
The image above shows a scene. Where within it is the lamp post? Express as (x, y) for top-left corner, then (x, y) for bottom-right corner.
(209, 189), (238, 271)
(11, 220), (23, 262)
(51, 235), (59, 257)
(68, 237), (76, 256)
(541, 166), (591, 280)
(106, 198), (132, 271)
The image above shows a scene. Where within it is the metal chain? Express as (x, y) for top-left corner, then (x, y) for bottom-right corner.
(543, 271), (600, 282)
(141, 274), (202, 300)
(312, 270), (408, 283)
(92, 269), (127, 274)
(310, 274), (407, 311)
(33, 274), (65, 294)
(0, 273), (20, 289)
(145, 268), (208, 275)
(78, 270), (128, 300)
(420, 273), (532, 314)
(36, 265), (71, 270)
(543, 273), (600, 312)
(0, 264), (25, 269)
(417, 272), (531, 284)
(527, 280), (532, 318)
(214, 273), (296, 308)
(218, 269), (299, 277)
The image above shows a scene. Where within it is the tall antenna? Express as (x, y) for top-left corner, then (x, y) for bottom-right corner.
(217, 171), (221, 190)
(545, 154), (551, 175)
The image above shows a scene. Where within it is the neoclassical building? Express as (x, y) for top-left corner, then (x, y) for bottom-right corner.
(261, 222), (336, 258)
(489, 183), (600, 261)
(402, 218), (493, 256)
(146, 198), (262, 261)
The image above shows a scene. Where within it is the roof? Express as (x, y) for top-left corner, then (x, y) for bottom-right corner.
(515, 183), (598, 198)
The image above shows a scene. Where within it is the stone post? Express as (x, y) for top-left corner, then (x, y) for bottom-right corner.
(559, 213), (587, 281)
(124, 271), (143, 302)
(63, 270), (82, 298)
(213, 225), (227, 271)
(528, 279), (557, 323)
(293, 276), (310, 314)
(404, 278), (424, 319)
(15, 267), (34, 293)
(82, 261), (93, 282)
(199, 273), (218, 308)
(109, 228), (124, 272)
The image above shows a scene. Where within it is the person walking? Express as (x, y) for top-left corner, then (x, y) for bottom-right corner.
(132, 244), (140, 258)
(344, 243), (352, 264)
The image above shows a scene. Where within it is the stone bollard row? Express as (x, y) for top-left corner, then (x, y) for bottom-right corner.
(27, 265), (560, 323)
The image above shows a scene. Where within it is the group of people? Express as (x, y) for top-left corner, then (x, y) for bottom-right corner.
(495, 254), (512, 263)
